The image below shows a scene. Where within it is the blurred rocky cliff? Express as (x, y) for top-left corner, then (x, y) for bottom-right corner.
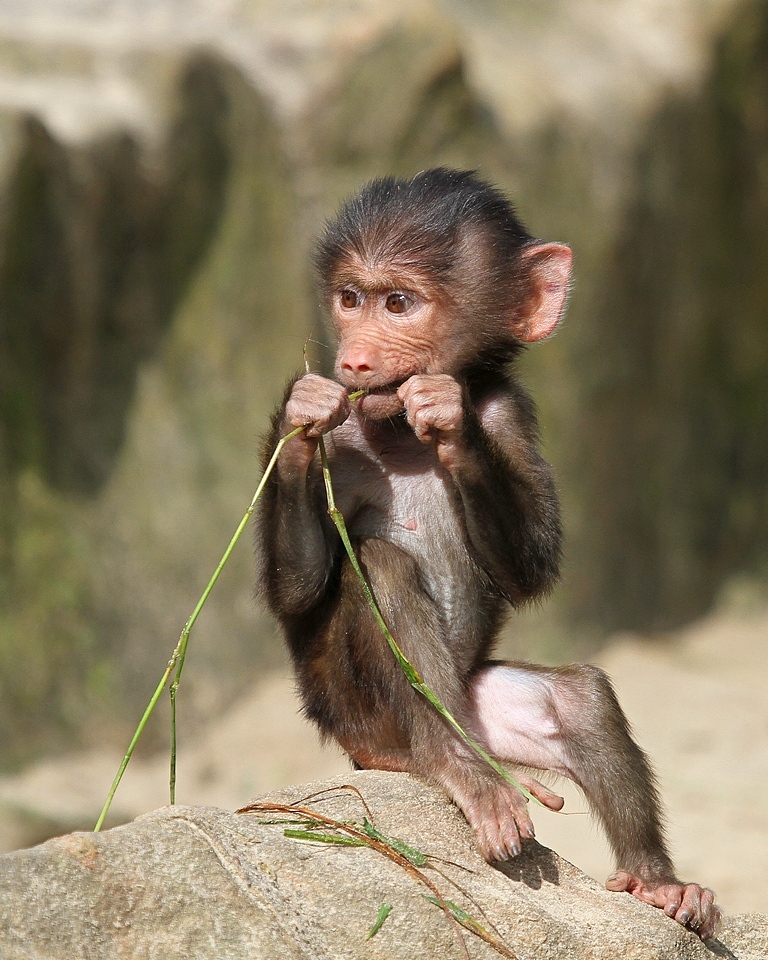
(1, 0), (767, 765)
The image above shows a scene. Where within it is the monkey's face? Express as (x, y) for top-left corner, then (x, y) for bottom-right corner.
(329, 266), (458, 420)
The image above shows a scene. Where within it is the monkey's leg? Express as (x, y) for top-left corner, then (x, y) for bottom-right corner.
(340, 540), (563, 863)
(471, 662), (720, 940)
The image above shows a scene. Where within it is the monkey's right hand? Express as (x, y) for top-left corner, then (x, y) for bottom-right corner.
(280, 375), (351, 474)
(285, 374), (351, 439)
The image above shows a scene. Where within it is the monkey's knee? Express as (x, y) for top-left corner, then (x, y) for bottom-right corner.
(557, 662), (612, 692)
(554, 663), (629, 728)
(552, 663), (649, 784)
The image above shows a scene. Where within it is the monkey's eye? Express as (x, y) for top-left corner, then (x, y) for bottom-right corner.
(339, 290), (359, 309)
(385, 293), (413, 315)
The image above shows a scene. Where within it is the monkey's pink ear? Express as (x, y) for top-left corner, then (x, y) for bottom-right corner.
(514, 242), (573, 342)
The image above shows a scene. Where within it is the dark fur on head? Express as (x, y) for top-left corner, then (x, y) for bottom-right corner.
(314, 169), (536, 354)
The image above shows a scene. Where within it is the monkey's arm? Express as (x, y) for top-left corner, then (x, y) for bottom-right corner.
(398, 374), (561, 605)
(455, 394), (562, 604)
(257, 375), (350, 615)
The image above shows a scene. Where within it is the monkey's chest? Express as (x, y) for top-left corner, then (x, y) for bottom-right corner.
(326, 436), (486, 620)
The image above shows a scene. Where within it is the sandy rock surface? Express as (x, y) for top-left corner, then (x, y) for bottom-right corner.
(1, 601), (767, 921)
(1, 772), (765, 959)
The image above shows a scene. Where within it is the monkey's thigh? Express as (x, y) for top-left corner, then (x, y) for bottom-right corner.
(342, 538), (474, 754)
(471, 663), (574, 778)
(327, 538), (447, 770)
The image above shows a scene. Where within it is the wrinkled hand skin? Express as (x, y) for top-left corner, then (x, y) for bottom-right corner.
(397, 374), (464, 462)
(606, 871), (721, 941)
(285, 374), (351, 437)
(281, 374), (351, 470)
(464, 783), (536, 862)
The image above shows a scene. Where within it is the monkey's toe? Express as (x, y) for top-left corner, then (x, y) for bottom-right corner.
(606, 872), (721, 941)
(465, 786), (537, 862)
(514, 773), (565, 812)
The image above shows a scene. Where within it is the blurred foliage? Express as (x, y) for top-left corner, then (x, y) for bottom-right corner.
(0, 472), (98, 768)
(572, 0), (768, 631)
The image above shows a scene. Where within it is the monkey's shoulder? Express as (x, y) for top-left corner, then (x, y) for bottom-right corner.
(473, 381), (535, 430)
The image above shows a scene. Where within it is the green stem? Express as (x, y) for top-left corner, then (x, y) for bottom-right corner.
(94, 650), (179, 832)
(94, 426), (305, 831)
(169, 679), (178, 805)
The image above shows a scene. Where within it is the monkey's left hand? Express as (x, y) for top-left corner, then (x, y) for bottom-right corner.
(397, 375), (464, 457)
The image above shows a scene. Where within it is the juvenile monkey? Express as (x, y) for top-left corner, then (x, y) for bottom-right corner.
(258, 168), (720, 939)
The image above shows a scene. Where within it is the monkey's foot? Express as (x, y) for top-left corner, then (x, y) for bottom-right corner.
(455, 775), (564, 863)
(606, 871), (721, 941)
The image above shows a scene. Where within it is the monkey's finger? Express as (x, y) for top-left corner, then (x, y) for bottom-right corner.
(406, 413), (435, 445)
(408, 413), (463, 449)
(686, 886), (717, 937)
(660, 886), (684, 918)
(488, 819), (518, 860)
(494, 807), (525, 860)
(403, 406), (451, 446)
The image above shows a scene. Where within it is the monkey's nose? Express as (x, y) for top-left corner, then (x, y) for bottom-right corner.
(339, 348), (377, 383)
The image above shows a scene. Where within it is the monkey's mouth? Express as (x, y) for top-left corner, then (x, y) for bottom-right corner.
(351, 382), (407, 420)
(347, 374), (411, 394)
(349, 380), (402, 398)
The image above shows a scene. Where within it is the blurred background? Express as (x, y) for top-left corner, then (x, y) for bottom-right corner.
(0, 0), (766, 915)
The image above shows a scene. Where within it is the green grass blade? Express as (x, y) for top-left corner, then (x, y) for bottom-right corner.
(366, 902), (394, 940)
(94, 425), (305, 831)
(362, 818), (428, 866)
(283, 828), (366, 847)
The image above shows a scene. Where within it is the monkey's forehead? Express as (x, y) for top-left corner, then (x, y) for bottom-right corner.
(324, 253), (445, 297)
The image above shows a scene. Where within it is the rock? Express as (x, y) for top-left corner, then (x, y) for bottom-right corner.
(0, 771), (763, 960)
